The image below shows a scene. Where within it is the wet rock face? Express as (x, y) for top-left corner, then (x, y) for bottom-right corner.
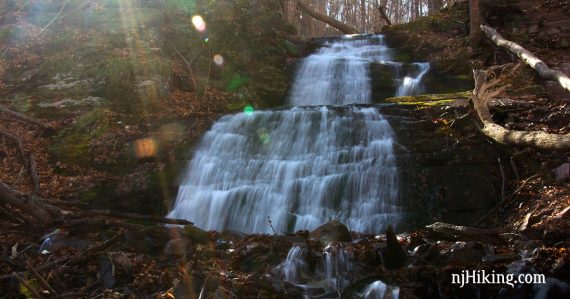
(378, 104), (502, 230)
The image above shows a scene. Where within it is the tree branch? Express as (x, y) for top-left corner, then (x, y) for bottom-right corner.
(296, 0), (359, 34)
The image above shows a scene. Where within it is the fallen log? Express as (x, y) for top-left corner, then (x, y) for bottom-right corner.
(425, 222), (505, 245)
(0, 182), (53, 225)
(297, 0), (359, 34)
(481, 25), (570, 93)
(472, 69), (570, 151)
(0, 104), (50, 129)
(79, 209), (193, 225)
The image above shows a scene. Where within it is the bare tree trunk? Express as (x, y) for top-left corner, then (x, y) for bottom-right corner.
(378, 5), (392, 25)
(481, 25), (570, 93)
(360, 0), (367, 32)
(280, 0), (297, 25)
(297, 0), (359, 34)
(469, 0), (481, 48)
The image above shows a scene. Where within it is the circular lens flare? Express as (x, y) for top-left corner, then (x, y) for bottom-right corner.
(244, 105), (254, 116)
(213, 54), (224, 66)
(192, 15), (206, 32)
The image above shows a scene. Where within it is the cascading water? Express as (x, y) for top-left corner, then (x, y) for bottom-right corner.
(168, 107), (399, 233)
(395, 62), (431, 96)
(168, 34), (430, 234)
(361, 280), (400, 299)
(276, 244), (354, 295)
(289, 36), (391, 106)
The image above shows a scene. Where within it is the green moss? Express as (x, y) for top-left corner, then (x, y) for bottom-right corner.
(50, 109), (110, 165)
(383, 91), (471, 106)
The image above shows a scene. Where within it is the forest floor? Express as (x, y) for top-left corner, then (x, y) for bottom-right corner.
(0, 0), (569, 298)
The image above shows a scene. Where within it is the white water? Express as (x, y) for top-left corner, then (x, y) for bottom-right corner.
(279, 245), (308, 283)
(396, 62), (431, 96)
(168, 107), (399, 233)
(362, 280), (400, 299)
(278, 243), (354, 294)
(169, 34), (430, 234)
(289, 36), (391, 106)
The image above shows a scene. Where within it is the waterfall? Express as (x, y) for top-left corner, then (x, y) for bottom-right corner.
(277, 244), (355, 295)
(289, 35), (391, 106)
(396, 62), (431, 96)
(279, 245), (308, 283)
(168, 107), (399, 233)
(362, 280), (400, 299)
(168, 34), (430, 234)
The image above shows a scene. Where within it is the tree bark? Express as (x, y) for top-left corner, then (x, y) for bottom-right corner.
(469, 0), (481, 48)
(472, 70), (570, 151)
(297, 0), (359, 34)
(280, 0), (297, 25)
(481, 25), (570, 93)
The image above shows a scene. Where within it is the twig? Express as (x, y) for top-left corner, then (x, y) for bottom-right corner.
(510, 156), (520, 180)
(13, 271), (45, 299)
(168, 40), (198, 91)
(28, 263), (58, 295)
(498, 157), (506, 201)
(29, 153), (40, 194)
(36, 0), (69, 38)
(476, 174), (539, 225)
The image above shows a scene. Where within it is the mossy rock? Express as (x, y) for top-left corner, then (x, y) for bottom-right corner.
(383, 91), (471, 107)
(50, 108), (110, 165)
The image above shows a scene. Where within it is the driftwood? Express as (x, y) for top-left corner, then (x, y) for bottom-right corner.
(481, 25), (570, 93)
(378, 6), (392, 25)
(0, 104), (50, 129)
(296, 0), (359, 34)
(425, 222), (505, 245)
(472, 69), (570, 151)
(0, 182), (53, 225)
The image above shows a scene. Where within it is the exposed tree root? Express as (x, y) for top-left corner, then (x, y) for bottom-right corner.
(472, 68), (570, 151)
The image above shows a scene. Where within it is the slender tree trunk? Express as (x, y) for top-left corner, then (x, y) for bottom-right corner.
(469, 0), (481, 48)
(280, 0), (297, 25)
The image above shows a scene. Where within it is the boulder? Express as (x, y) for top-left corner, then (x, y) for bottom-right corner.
(309, 220), (352, 243)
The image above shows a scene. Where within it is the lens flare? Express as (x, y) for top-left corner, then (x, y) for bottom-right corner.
(213, 54), (224, 66)
(192, 15), (206, 32)
(134, 138), (157, 158)
(244, 105), (254, 116)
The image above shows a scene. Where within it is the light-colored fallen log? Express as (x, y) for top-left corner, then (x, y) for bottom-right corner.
(481, 25), (570, 93)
